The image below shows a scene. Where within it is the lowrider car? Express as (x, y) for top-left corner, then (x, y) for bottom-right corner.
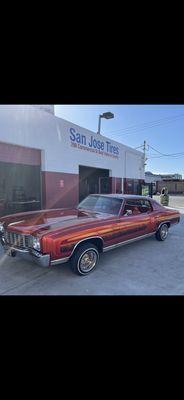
(0, 194), (181, 275)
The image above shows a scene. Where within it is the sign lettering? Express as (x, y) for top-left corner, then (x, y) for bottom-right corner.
(69, 128), (119, 158)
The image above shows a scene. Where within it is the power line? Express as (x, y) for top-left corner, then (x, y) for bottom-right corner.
(106, 113), (184, 134)
(134, 142), (184, 159)
(146, 143), (184, 160)
(134, 141), (184, 161)
(104, 113), (184, 138)
(134, 145), (144, 150)
(108, 118), (184, 137)
(148, 144), (184, 157)
(149, 153), (184, 158)
(149, 154), (184, 159)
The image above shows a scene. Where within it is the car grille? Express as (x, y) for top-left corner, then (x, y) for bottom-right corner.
(4, 231), (32, 249)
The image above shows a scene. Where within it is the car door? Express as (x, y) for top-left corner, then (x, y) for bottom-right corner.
(117, 199), (153, 243)
(140, 199), (156, 234)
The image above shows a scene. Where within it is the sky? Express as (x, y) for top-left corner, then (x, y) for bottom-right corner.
(55, 105), (184, 178)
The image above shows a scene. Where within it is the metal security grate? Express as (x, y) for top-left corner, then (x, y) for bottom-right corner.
(4, 231), (31, 249)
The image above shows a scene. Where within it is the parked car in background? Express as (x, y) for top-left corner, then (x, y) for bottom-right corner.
(0, 194), (180, 275)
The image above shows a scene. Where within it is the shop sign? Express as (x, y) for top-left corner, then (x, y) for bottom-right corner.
(69, 127), (119, 159)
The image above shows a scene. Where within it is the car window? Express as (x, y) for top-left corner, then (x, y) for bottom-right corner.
(142, 200), (152, 211)
(77, 195), (122, 215)
(123, 199), (152, 215)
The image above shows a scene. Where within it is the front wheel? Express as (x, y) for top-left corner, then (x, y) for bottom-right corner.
(155, 223), (169, 241)
(70, 243), (100, 275)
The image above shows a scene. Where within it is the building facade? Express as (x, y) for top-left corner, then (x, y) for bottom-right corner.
(160, 173), (182, 180)
(0, 105), (145, 216)
(157, 180), (184, 194)
(145, 171), (182, 183)
(145, 171), (183, 195)
(145, 171), (162, 184)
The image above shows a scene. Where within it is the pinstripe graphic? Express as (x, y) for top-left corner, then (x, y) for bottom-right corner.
(103, 232), (156, 252)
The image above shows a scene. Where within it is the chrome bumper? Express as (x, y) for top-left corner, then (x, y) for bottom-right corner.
(1, 240), (51, 268)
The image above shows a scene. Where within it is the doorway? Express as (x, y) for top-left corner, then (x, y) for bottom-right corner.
(79, 165), (110, 202)
(0, 161), (41, 217)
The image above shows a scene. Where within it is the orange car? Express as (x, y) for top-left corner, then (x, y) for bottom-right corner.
(0, 194), (180, 275)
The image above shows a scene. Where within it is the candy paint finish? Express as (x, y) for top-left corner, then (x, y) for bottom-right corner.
(0, 196), (180, 264)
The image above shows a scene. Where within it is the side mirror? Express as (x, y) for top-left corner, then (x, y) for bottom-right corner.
(124, 209), (133, 216)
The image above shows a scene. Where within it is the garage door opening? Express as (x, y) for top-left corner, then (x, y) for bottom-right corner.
(79, 165), (110, 202)
(0, 162), (41, 217)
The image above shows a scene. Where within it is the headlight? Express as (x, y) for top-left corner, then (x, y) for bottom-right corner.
(0, 223), (4, 234)
(32, 237), (41, 251)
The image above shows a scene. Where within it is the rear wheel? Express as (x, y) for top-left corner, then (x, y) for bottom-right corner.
(70, 243), (100, 276)
(155, 223), (169, 241)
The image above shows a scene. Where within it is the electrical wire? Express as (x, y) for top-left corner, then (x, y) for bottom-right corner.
(104, 113), (184, 138)
(105, 113), (184, 135)
(148, 144), (184, 157)
(134, 145), (144, 150)
(145, 144), (184, 161)
(149, 154), (184, 159)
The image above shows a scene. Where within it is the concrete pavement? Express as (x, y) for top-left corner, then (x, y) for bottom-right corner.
(153, 195), (184, 211)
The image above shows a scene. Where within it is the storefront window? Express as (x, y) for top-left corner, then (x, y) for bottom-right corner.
(124, 179), (142, 195)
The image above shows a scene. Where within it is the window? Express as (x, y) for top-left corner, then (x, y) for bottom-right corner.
(141, 200), (152, 211)
(123, 199), (152, 216)
(77, 195), (122, 215)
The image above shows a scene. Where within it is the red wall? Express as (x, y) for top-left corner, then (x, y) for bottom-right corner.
(124, 178), (145, 194)
(111, 177), (122, 193)
(0, 142), (41, 165)
(42, 171), (79, 209)
(42, 173), (124, 209)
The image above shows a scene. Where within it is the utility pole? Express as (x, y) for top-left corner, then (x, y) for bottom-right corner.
(142, 140), (152, 196)
(143, 140), (147, 166)
(135, 141), (148, 166)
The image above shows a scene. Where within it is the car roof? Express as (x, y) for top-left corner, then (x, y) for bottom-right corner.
(88, 194), (153, 201)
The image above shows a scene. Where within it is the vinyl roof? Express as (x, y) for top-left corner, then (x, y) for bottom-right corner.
(89, 194), (153, 201)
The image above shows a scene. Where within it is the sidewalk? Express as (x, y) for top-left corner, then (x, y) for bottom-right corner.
(153, 195), (184, 213)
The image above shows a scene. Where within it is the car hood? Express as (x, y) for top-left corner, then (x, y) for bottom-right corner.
(4, 208), (113, 236)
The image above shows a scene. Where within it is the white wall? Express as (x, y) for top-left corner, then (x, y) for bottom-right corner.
(125, 151), (145, 179)
(0, 105), (145, 179)
(32, 105), (55, 114)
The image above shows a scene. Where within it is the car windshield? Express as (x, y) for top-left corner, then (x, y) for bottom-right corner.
(77, 195), (122, 215)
